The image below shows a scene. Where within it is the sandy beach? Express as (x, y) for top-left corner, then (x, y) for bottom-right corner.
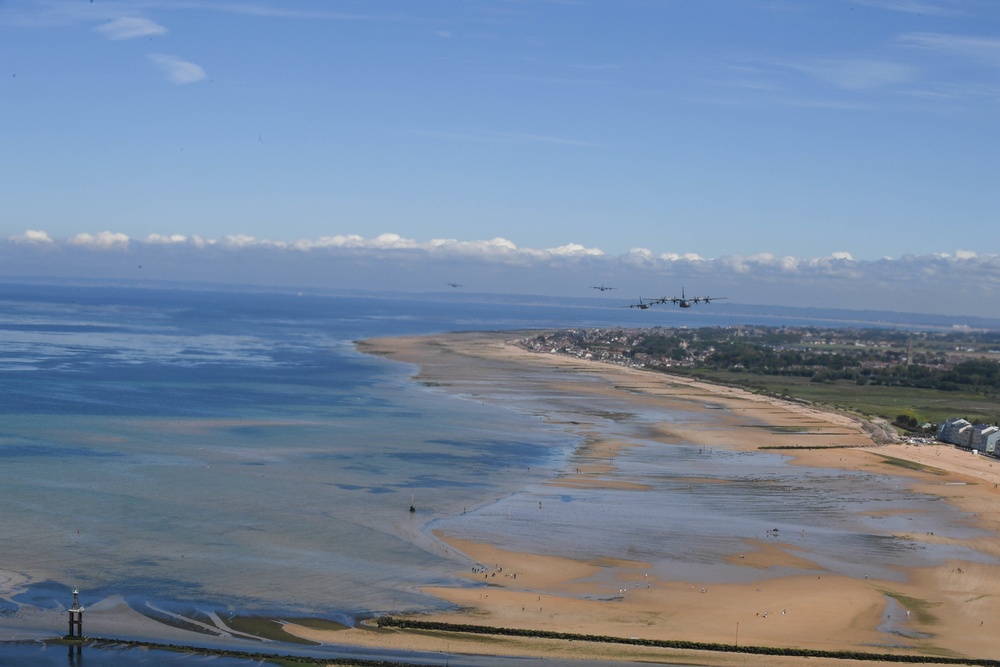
(291, 331), (1000, 665)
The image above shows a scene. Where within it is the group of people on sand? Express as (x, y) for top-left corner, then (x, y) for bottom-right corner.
(472, 563), (516, 580)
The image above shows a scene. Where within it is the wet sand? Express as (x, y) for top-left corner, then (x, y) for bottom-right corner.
(310, 331), (1000, 665)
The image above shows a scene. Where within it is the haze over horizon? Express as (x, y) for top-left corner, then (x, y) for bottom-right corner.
(2, 1), (997, 318)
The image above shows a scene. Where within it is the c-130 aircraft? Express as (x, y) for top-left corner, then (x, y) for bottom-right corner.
(628, 287), (726, 310)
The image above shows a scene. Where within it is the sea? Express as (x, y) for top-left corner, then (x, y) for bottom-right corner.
(0, 281), (995, 666)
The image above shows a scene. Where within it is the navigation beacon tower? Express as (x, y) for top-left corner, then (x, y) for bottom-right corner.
(67, 588), (84, 638)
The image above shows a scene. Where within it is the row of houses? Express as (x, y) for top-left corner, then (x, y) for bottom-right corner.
(937, 417), (1000, 456)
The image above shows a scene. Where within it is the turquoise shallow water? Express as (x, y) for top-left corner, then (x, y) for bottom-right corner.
(0, 282), (994, 663)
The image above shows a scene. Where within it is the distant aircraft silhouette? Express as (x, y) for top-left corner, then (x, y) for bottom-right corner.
(590, 285), (616, 292)
(626, 297), (652, 310)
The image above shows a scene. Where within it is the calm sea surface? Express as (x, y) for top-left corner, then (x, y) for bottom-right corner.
(0, 282), (992, 665)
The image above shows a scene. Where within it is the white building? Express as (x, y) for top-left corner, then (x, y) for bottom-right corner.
(937, 417), (972, 448)
(969, 424), (1000, 455)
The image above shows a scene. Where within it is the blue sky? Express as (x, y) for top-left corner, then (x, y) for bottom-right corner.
(1, 1), (998, 317)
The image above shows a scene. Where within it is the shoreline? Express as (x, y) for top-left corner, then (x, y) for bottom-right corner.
(327, 331), (1000, 664)
(4, 330), (997, 666)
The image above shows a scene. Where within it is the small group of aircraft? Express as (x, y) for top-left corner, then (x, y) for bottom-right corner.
(453, 282), (725, 310)
(589, 285), (726, 310)
(627, 287), (726, 310)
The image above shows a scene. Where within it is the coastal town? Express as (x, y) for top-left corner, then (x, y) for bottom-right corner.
(515, 325), (1000, 455)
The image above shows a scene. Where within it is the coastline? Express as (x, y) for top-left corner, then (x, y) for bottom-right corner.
(5, 329), (996, 666)
(323, 331), (1000, 664)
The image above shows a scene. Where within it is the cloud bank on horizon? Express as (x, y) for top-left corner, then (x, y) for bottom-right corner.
(6, 229), (998, 320)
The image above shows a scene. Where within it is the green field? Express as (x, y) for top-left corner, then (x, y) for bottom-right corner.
(672, 369), (1000, 427)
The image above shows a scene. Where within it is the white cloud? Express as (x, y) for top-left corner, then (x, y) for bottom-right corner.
(547, 243), (604, 257)
(659, 252), (705, 262)
(777, 255), (800, 271)
(286, 234), (596, 260)
(145, 233), (188, 244)
(148, 54), (207, 85)
(789, 58), (914, 91)
(722, 255), (752, 274)
(370, 233), (419, 249)
(429, 237), (524, 256)
(291, 233), (415, 250)
(716, 251), (861, 277)
(624, 248), (656, 266)
(220, 234), (291, 249)
(70, 231), (130, 249)
(293, 235), (366, 249)
(95, 17), (167, 41)
(10, 229), (53, 244)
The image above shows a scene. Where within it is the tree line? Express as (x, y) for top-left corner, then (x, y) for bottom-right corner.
(606, 327), (1000, 392)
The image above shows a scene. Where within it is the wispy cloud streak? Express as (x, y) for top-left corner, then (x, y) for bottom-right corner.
(148, 54), (207, 84)
(851, 0), (966, 17)
(898, 32), (1000, 66)
(95, 17), (168, 40)
(785, 57), (914, 91)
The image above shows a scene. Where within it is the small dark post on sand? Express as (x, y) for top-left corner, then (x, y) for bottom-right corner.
(67, 588), (84, 638)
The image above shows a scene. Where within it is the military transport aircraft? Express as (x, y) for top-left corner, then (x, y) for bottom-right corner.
(590, 285), (616, 292)
(628, 288), (726, 310)
(655, 287), (726, 308)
